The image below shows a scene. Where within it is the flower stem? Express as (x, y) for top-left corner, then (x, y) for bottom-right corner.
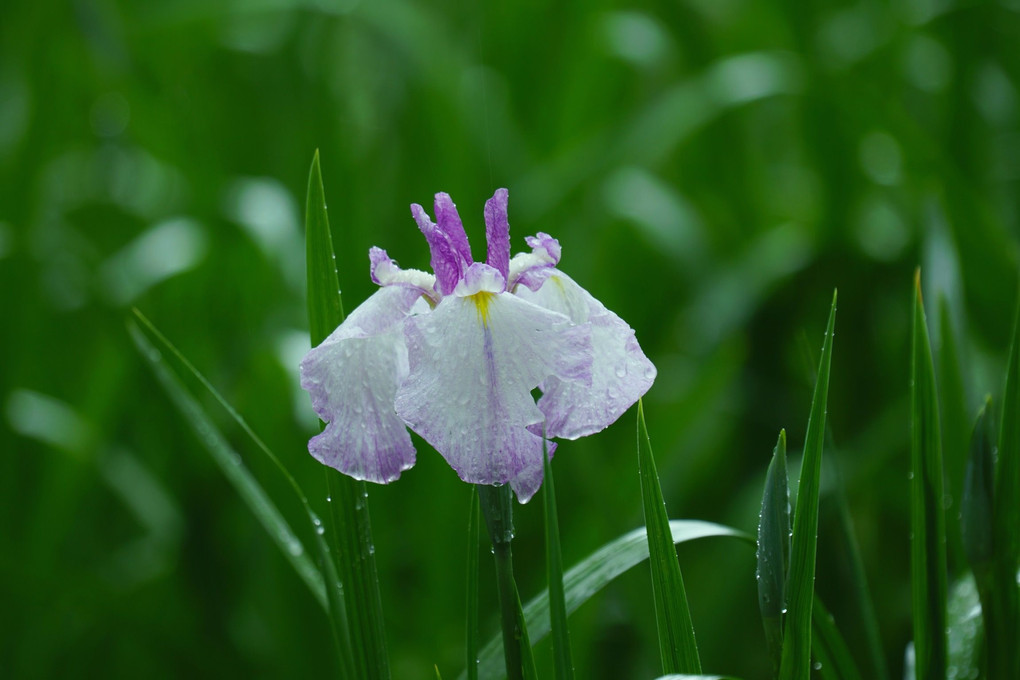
(476, 484), (535, 680)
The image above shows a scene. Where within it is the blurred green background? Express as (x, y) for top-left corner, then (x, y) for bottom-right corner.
(2, 0), (1019, 677)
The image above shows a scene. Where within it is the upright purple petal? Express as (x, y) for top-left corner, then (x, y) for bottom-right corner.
(516, 271), (655, 439)
(300, 286), (423, 483)
(394, 290), (591, 503)
(434, 193), (473, 265)
(484, 188), (510, 287)
(411, 203), (463, 296)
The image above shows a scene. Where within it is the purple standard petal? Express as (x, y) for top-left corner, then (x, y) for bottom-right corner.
(484, 188), (510, 287)
(507, 232), (561, 292)
(394, 290), (591, 503)
(300, 286), (424, 483)
(411, 203), (464, 296)
(434, 193), (473, 266)
(516, 271), (656, 439)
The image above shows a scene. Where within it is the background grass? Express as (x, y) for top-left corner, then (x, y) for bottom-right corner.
(1, 0), (1019, 678)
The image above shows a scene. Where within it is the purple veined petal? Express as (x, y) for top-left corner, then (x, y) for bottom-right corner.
(411, 203), (464, 296)
(516, 271), (656, 439)
(370, 247), (438, 302)
(508, 438), (557, 503)
(484, 188), (510, 287)
(508, 232), (562, 292)
(300, 285), (424, 483)
(394, 290), (592, 503)
(434, 193), (473, 266)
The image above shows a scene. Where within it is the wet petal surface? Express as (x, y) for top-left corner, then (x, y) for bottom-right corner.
(395, 291), (590, 502)
(300, 286), (423, 482)
(517, 272), (655, 439)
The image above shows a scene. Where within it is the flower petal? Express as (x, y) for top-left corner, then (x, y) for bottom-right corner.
(300, 286), (423, 483)
(508, 438), (556, 504)
(394, 291), (591, 501)
(411, 203), (464, 296)
(434, 193), (473, 265)
(370, 247), (437, 301)
(516, 272), (656, 439)
(484, 188), (510, 286)
(508, 232), (561, 292)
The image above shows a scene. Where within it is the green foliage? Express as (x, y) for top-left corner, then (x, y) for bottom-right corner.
(5, 0), (1020, 677)
(909, 275), (948, 680)
(757, 429), (789, 672)
(306, 152), (391, 680)
(779, 291), (836, 680)
(470, 520), (747, 680)
(128, 310), (356, 678)
(466, 491), (481, 680)
(638, 400), (702, 675)
(542, 448), (574, 680)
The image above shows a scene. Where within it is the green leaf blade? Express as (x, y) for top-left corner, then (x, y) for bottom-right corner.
(467, 520), (748, 680)
(638, 400), (701, 675)
(305, 151), (390, 680)
(306, 149), (344, 345)
(542, 448), (574, 680)
(992, 295), (1020, 679)
(779, 289), (837, 680)
(128, 311), (357, 679)
(466, 491), (481, 680)
(757, 429), (789, 672)
(909, 274), (948, 680)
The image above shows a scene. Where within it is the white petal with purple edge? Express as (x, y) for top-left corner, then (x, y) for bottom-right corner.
(300, 286), (424, 483)
(508, 232), (561, 292)
(516, 272), (656, 439)
(394, 291), (591, 503)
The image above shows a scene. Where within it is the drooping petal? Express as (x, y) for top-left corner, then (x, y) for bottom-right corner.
(300, 285), (424, 483)
(394, 290), (591, 502)
(508, 438), (556, 503)
(434, 193), (473, 265)
(370, 247), (438, 301)
(508, 232), (561, 292)
(516, 271), (656, 439)
(484, 188), (510, 287)
(411, 203), (463, 296)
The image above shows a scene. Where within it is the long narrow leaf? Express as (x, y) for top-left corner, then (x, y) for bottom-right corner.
(937, 296), (968, 570)
(128, 320), (326, 605)
(542, 445), (574, 680)
(466, 491), (480, 680)
(909, 272), (948, 680)
(305, 150), (390, 679)
(638, 399), (702, 674)
(466, 521), (749, 680)
(757, 430), (789, 672)
(811, 596), (864, 680)
(993, 295), (1020, 678)
(128, 312), (356, 678)
(779, 289), (837, 680)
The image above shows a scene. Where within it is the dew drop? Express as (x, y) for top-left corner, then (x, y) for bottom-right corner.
(614, 365), (627, 378)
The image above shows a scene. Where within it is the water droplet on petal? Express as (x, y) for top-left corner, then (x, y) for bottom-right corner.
(614, 365), (627, 378)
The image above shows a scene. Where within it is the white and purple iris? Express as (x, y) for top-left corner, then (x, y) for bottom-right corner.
(300, 189), (655, 502)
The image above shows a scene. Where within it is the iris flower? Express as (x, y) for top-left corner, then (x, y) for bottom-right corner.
(300, 189), (655, 502)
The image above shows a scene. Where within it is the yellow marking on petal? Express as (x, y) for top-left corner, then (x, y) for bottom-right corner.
(550, 275), (564, 293)
(470, 292), (496, 327)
